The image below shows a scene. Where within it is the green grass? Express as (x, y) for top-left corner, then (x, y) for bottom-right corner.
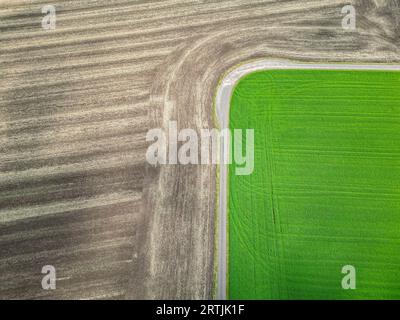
(228, 69), (400, 299)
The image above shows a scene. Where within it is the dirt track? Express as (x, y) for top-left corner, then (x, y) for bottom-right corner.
(1, 0), (399, 299)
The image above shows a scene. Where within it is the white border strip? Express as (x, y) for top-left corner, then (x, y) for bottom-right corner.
(215, 60), (400, 300)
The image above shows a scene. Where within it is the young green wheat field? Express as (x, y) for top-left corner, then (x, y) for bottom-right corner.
(228, 69), (400, 299)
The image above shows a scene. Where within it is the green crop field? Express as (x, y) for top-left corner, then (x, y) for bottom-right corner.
(228, 69), (400, 299)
